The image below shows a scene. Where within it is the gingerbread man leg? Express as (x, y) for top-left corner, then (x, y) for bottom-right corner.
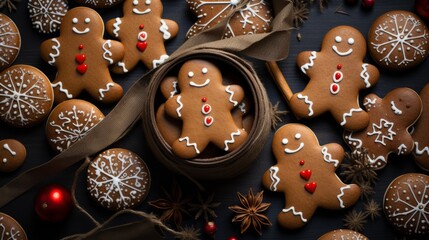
(51, 76), (79, 103)
(333, 106), (369, 131)
(212, 128), (248, 152)
(86, 80), (123, 104)
(279, 197), (316, 229)
(111, 46), (139, 74)
(289, 93), (325, 118)
(172, 133), (209, 159)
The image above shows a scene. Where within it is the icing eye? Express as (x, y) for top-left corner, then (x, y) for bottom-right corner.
(282, 138), (288, 145)
(188, 71), (194, 78)
(335, 36), (342, 43)
(84, 18), (91, 24)
(72, 18), (78, 24)
(295, 133), (301, 140)
(133, 0), (138, 5)
(202, 67), (208, 74)
(145, 0), (151, 4)
(348, 38), (355, 45)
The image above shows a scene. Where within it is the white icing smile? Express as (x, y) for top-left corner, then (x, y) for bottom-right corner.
(189, 79), (210, 87)
(72, 17), (90, 34)
(332, 45), (353, 56)
(282, 133), (305, 154)
(73, 27), (90, 34)
(390, 101), (403, 115)
(133, 8), (151, 14)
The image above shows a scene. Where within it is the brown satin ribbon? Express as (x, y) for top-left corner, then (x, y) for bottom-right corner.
(0, 0), (293, 209)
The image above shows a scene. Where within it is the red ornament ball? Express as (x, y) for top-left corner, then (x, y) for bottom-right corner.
(227, 237), (238, 240)
(361, 0), (375, 8)
(34, 184), (73, 222)
(203, 221), (217, 236)
(416, 0), (429, 19)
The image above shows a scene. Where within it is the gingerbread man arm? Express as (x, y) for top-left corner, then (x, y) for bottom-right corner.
(297, 51), (318, 75)
(162, 19), (179, 40)
(160, 76), (179, 99)
(224, 84), (245, 108)
(359, 63), (380, 89)
(362, 94), (381, 111)
(164, 95), (183, 120)
(395, 135), (415, 155)
(101, 40), (124, 65)
(40, 38), (61, 67)
(105, 17), (123, 39)
(320, 143), (345, 169)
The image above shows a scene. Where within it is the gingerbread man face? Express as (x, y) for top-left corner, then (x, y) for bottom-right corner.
(290, 26), (380, 131)
(163, 59), (248, 159)
(106, 0), (178, 73)
(62, 9), (103, 37)
(262, 123), (361, 229)
(344, 88), (422, 170)
(413, 84), (429, 171)
(40, 7), (125, 103)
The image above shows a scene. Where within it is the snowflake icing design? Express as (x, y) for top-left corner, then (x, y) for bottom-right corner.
(371, 13), (428, 67)
(48, 104), (104, 152)
(0, 15), (20, 69)
(87, 149), (149, 210)
(28, 0), (68, 34)
(186, 0), (272, 39)
(367, 119), (397, 146)
(0, 67), (52, 127)
(385, 174), (429, 235)
(0, 216), (23, 240)
(83, 0), (115, 6)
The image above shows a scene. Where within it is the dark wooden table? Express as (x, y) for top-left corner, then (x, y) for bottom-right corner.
(1, 0), (428, 239)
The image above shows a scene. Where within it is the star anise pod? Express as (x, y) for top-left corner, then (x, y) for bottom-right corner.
(0, 0), (19, 12)
(148, 181), (191, 228)
(358, 181), (375, 200)
(228, 188), (272, 236)
(341, 149), (378, 187)
(188, 192), (220, 221)
(343, 209), (368, 233)
(292, 0), (310, 27)
(270, 101), (287, 130)
(363, 199), (381, 221)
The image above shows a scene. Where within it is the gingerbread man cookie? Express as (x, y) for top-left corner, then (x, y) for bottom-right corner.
(164, 60), (248, 159)
(344, 88), (422, 170)
(40, 7), (125, 103)
(106, 0), (178, 73)
(262, 123), (361, 229)
(413, 84), (429, 171)
(290, 26), (380, 131)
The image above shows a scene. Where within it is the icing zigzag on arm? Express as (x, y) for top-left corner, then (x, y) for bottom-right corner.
(321, 146), (340, 167)
(102, 40), (114, 64)
(337, 185), (351, 208)
(225, 86), (238, 106)
(297, 93), (314, 116)
(415, 142), (429, 156)
(48, 38), (61, 65)
(112, 18), (122, 37)
(300, 51), (317, 74)
(176, 95), (183, 118)
(360, 64), (371, 88)
(269, 166), (280, 191)
(159, 20), (171, 40)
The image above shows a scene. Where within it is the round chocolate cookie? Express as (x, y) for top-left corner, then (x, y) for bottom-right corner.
(0, 212), (27, 240)
(0, 65), (54, 128)
(384, 173), (429, 235)
(86, 148), (151, 211)
(0, 139), (26, 172)
(318, 229), (368, 240)
(46, 99), (105, 152)
(28, 0), (69, 34)
(73, 0), (124, 8)
(0, 14), (21, 71)
(368, 10), (429, 71)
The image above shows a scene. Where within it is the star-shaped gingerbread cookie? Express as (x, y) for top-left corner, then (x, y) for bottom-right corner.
(262, 123), (361, 229)
(290, 26), (380, 131)
(344, 88), (422, 170)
